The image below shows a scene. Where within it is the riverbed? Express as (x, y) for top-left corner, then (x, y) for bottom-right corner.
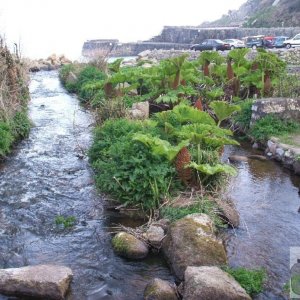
(0, 71), (300, 299)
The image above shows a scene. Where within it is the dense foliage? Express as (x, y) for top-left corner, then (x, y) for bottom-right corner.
(0, 46), (30, 157)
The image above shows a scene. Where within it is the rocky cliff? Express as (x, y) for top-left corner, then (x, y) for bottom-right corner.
(205, 0), (300, 28)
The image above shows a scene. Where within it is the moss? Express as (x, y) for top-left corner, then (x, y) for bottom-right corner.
(111, 234), (130, 255)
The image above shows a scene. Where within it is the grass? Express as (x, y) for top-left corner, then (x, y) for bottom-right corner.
(224, 267), (266, 296)
(160, 197), (224, 227)
(250, 115), (300, 142)
(277, 133), (300, 148)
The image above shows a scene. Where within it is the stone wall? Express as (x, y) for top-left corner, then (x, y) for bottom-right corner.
(82, 40), (190, 57)
(151, 26), (300, 44)
(251, 98), (300, 124)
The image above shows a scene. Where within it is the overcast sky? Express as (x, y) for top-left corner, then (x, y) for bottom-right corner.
(0, 0), (246, 59)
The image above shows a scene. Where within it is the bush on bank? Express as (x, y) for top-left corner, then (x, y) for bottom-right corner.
(0, 46), (30, 157)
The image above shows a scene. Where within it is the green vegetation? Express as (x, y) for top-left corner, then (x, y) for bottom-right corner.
(55, 215), (76, 229)
(225, 267), (266, 296)
(0, 46), (31, 158)
(161, 197), (224, 227)
(250, 114), (300, 142)
(233, 99), (253, 130)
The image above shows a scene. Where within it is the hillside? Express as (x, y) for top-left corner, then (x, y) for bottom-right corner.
(204, 0), (300, 28)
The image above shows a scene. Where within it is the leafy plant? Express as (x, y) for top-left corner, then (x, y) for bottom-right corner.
(188, 162), (237, 176)
(55, 215), (76, 229)
(209, 101), (241, 126)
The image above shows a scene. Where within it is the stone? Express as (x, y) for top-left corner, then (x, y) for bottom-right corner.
(130, 101), (149, 119)
(275, 147), (285, 157)
(142, 63), (153, 68)
(138, 50), (151, 58)
(215, 198), (240, 228)
(112, 232), (149, 259)
(252, 142), (259, 149)
(0, 264), (73, 300)
(228, 155), (248, 162)
(144, 225), (165, 249)
(144, 278), (178, 300)
(162, 213), (227, 280)
(293, 161), (300, 175)
(183, 266), (251, 300)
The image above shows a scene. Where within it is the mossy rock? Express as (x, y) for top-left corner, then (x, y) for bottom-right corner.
(144, 278), (178, 300)
(162, 213), (227, 280)
(112, 232), (149, 260)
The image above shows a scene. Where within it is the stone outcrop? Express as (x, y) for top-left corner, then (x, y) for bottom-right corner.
(0, 264), (73, 300)
(183, 266), (251, 300)
(251, 98), (300, 125)
(162, 213), (227, 280)
(112, 232), (149, 259)
(265, 137), (300, 174)
(144, 278), (178, 300)
(27, 54), (72, 72)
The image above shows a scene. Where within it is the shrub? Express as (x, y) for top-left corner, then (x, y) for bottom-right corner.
(89, 119), (178, 210)
(250, 114), (300, 141)
(225, 267), (266, 296)
(0, 122), (13, 156)
(233, 99), (253, 130)
(12, 110), (31, 140)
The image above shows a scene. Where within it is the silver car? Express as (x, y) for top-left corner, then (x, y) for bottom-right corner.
(223, 39), (245, 50)
(283, 33), (300, 48)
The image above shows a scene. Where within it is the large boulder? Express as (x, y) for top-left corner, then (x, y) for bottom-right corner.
(0, 264), (73, 300)
(144, 278), (178, 300)
(183, 266), (251, 300)
(162, 214), (227, 280)
(112, 232), (149, 259)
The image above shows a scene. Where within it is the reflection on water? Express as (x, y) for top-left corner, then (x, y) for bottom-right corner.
(225, 143), (300, 300)
(0, 71), (173, 300)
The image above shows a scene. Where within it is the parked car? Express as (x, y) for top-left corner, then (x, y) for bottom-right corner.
(245, 35), (264, 49)
(263, 36), (276, 48)
(283, 33), (300, 48)
(274, 36), (290, 48)
(190, 39), (231, 51)
(223, 39), (245, 49)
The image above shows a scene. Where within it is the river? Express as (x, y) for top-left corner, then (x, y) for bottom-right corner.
(0, 71), (300, 299)
(0, 71), (173, 300)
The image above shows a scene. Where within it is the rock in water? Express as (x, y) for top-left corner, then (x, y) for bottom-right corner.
(0, 264), (73, 300)
(144, 278), (178, 300)
(183, 266), (251, 300)
(162, 213), (227, 280)
(229, 155), (248, 162)
(112, 232), (149, 259)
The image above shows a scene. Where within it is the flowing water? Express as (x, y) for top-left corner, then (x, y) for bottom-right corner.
(225, 144), (300, 299)
(1, 71), (300, 299)
(0, 71), (173, 300)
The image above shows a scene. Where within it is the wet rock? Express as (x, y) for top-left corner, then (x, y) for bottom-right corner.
(0, 264), (73, 300)
(144, 225), (165, 249)
(215, 198), (240, 228)
(144, 278), (178, 300)
(112, 232), (149, 259)
(162, 214), (227, 280)
(229, 155), (248, 162)
(293, 161), (300, 175)
(252, 142), (259, 149)
(183, 266), (251, 300)
(247, 154), (267, 161)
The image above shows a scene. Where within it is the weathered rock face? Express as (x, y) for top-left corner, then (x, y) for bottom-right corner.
(27, 54), (72, 72)
(183, 266), (251, 300)
(162, 213), (227, 280)
(0, 264), (73, 300)
(215, 198), (240, 228)
(144, 278), (178, 300)
(112, 232), (149, 259)
(251, 98), (300, 125)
